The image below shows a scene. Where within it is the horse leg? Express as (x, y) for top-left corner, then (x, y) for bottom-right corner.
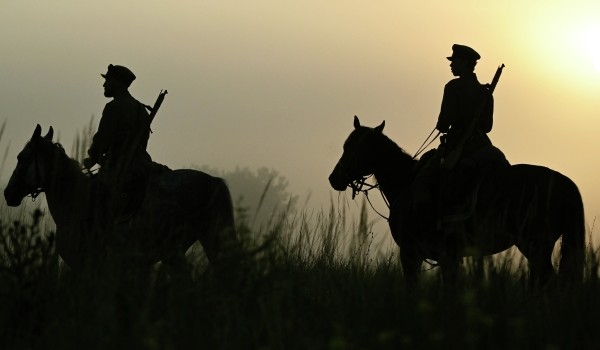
(199, 221), (235, 267)
(400, 249), (422, 290)
(473, 256), (485, 281)
(516, 241), (555, 289)
(165, 247), (192, 272)
(154, 249), (194, 296)
(199, 229), (220, 265)
(439, 255), (461, 293)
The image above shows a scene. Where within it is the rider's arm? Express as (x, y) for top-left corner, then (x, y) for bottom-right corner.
(436, 81), (459, 133)
(87, 102), (118, 164)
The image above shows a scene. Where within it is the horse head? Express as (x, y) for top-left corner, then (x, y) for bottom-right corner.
(4, 124), (55, 206)
(329, 116), (385, 192)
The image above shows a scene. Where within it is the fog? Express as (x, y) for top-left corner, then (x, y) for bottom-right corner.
(1, 1), (599, 243)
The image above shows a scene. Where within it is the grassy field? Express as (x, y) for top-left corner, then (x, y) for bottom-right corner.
(0, 201), (599, 350)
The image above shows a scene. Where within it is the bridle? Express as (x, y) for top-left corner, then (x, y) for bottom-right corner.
(350, 174), (390, 221)
(336, 154), (391, 221)
(19, 141), (95, 202)
(12, 140), (49, 203)
(341, 127), (441, 222)
(26, 144), (46, 202)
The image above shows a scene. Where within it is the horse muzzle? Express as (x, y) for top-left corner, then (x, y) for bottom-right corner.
(329, 163), (351, 191)
(329, 175), (349, 191)
(4, 186), (25, 207)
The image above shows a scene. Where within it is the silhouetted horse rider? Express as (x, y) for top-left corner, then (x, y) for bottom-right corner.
(412, 44), (508, 232)
(83, 64), (155, 223)
(437, 44), (493, 161)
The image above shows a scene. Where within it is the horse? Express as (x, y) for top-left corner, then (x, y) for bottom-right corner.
(4, 125), (237, 271)
(329, 116), (585, 287)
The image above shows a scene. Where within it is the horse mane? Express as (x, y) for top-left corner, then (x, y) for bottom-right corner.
(36, 139), (84, 176)
(373, 129), (416, 167)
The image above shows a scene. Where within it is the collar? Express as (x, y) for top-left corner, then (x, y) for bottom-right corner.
(459, 72), (478, 80)
(112, 90), (133, 100)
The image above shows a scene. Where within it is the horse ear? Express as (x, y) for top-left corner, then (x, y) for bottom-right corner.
(33, 124), (42, 139)
(43, 126), (54, 141)
(374, 120), (385, 133)
(353, 115), (361, 129)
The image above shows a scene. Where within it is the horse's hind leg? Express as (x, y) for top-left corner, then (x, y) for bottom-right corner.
(400, 248), (423, 290)
(198, 225), (220, 264)
(439, 255), (461, 293)
(157, 250), (193, 288)
(517, 241), (555, 288)
(199, 220), (231, 264)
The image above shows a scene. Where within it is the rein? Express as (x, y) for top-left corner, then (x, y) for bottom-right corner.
(347, 128), (440, 221)
(413, 127), (440, 160)
(350, 175), (390, 221)
(27, 146), (44, 202)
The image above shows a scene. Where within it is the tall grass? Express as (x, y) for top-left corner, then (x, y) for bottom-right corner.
(0, 201), (600, 349)
(2, 121), (600, 349)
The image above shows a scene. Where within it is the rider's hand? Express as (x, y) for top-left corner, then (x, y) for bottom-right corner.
(83, 157), (96, 169)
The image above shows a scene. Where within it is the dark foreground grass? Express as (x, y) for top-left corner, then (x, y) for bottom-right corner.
(0, 207), (599, 350)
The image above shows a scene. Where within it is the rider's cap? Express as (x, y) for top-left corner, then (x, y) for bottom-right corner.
(101, 64), (136, 86)
(446, 44), (481, 61)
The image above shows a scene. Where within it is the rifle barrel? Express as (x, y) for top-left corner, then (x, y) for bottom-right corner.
(149, 90), (168, 124)
(489, 64), (505, 93)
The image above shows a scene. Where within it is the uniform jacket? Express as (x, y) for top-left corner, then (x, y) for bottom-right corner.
(87, 92), (151, 178)
(436, 73), (493, 152)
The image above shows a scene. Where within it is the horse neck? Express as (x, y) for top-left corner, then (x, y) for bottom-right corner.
(44, 152), (89, 226)
(371, 137), (415, 200)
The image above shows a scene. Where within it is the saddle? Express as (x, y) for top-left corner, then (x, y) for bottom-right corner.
(88, 161), (171, 226)
(114, 161), (171, 223)
(438, 145), (510, 225)
(439, 167), (489, 224)
(409, 143), (509, 232)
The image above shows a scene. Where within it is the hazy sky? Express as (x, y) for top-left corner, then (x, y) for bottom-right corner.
(1, 1), (600, 239)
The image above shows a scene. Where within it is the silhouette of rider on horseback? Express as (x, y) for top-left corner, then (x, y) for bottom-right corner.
(83, 64), (154, 223)
(412, 44), (508, 232)
(437, 44), (493, 163)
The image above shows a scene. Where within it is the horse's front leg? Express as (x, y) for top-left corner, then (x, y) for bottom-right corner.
(400, 248), (423, 290)
(439, 256), (461, 293)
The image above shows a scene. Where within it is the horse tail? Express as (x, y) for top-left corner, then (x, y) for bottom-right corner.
(559, 177), (585, 283)
(218, 178), (236, 239)
(202, 177), (238, 264)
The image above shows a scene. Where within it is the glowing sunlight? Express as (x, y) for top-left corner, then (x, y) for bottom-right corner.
(573, 23), (600, 74)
